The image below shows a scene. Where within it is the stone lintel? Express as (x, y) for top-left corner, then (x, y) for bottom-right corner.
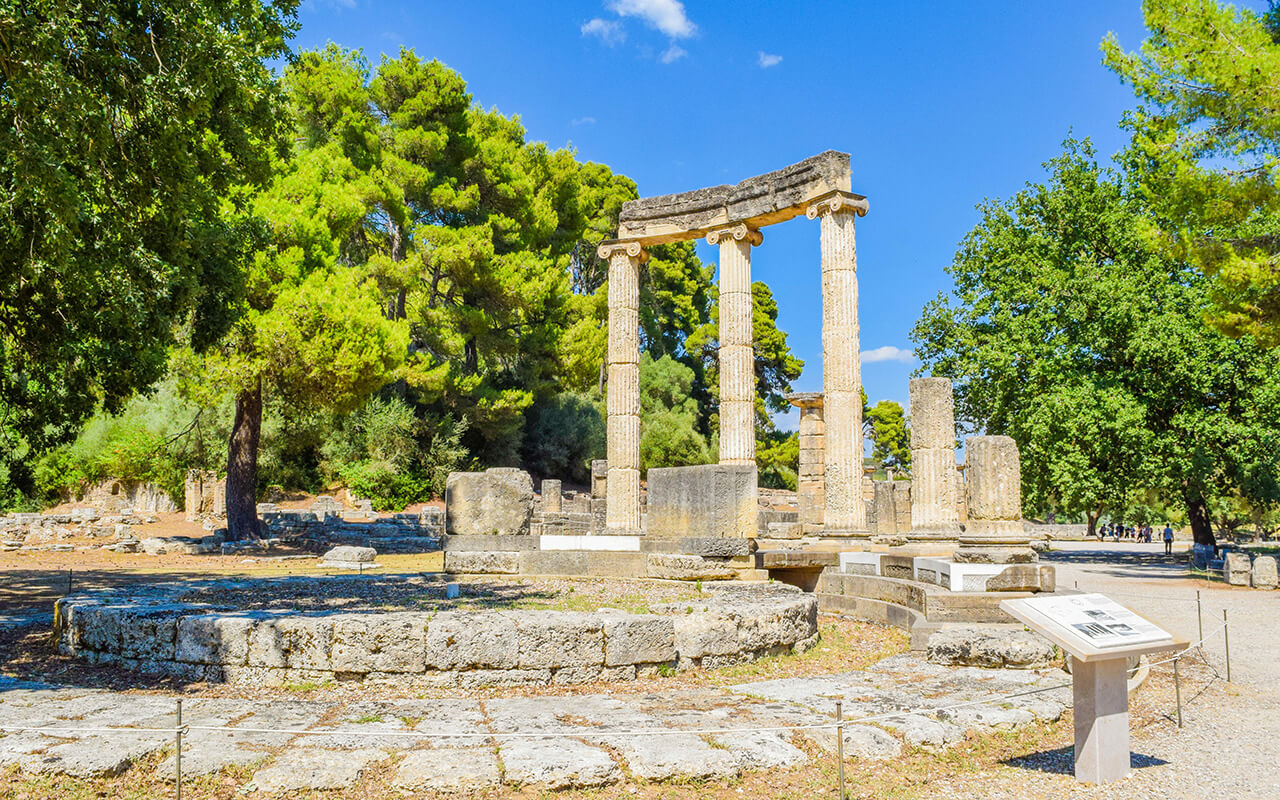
(616, 151), (859, 245)
(785, 391), (824, 409)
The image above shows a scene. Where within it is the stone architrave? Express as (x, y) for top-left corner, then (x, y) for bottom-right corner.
(708, 224), (763, 467)
(954, 436), (1034, 564)
(598, 242), (648, 534)
(786, 392), (825, 533)
(909, 377), (961, 535)
(646, 464), (757, 539)
(807, 193), (869, 534)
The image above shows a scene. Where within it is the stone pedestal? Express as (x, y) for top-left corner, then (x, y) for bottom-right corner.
(908, 377), (960, 536)
(1072, 657), (1131, 784)
(808, 194), (868, 535)
(709, 224), (762, 467)
(787, 392), (825, 534)
(954, 435), (1034, 563)
(599, 242), (648, 533)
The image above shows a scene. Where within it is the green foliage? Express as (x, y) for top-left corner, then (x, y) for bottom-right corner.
(521, 394), (605, 484)
(0, 0), (297, 449)
(28, 378), (221, 506)
(639, 353), (711, 470)
(317, 396), (467, 510)
(912, 140), (1280, 544)
(757, 432), (799, 490)
(868, 400), (911, 470)
(1103, 0), (1280, 343)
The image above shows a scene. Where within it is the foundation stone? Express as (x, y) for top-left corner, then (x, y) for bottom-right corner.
(1252, 555), (1278, 589)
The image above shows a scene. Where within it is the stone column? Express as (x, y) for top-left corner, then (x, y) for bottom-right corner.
(807, 193), (869, 534)
(954, 435), (1034, 563)
(598, 241), (647, 533)
(787, 393), (825, 533)
(708, 224), (762, 466)
(909, 377), (961, 534)
(541, 479), (562, 513)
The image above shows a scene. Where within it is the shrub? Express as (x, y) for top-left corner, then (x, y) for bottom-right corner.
(521, 393), (604, 483)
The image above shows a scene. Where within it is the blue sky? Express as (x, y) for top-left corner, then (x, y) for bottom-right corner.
(291, 1), (1197, 427)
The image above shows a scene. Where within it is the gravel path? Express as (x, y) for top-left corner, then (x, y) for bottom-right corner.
(1019, 542), (1280, 799)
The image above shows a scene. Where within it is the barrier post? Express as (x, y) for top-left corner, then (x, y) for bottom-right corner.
(175, 698), (183, 800)
(835, 700), (845, 800)
(1223, 609), (1231, 683)
(1173, 658), (1183, 729)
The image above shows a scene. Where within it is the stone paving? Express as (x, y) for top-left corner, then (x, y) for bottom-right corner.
(0, 653), (1070, 791)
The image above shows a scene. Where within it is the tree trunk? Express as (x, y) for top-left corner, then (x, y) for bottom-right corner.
(1185, 495), (1216, 548)
(1086, 507), (1102, 538)
(225, 381), (263, 541)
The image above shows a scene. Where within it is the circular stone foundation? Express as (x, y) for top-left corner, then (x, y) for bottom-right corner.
(54, 575), (818, 688)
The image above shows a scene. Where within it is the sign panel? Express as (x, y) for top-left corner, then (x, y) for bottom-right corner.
(1013, 593), (1172, 650)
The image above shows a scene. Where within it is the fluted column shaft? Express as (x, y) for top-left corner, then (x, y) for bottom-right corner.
(600, 242), (646, 532)
(909, 377), (960, 532)
(709, 225), (762, 466)
(810, 197), (867, 532)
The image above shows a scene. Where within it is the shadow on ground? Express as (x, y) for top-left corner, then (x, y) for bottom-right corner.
(1003, 745), (1169, 776)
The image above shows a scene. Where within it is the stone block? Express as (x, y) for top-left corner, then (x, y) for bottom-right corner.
(591, 459), (608, 498)
(673, 614), (740, 660)
(926, 626), (1056, 669)
(646, 554), (737, 581)
(603, 615), (676, 666)
(1252, 555), (1278, 589)
(678, 537), (752, 557)
(175, 613), (256, 665)
(1224, 552), (1252, 586)
(444, 550), (520, 574)
(248, 616), (334, 670)
(425, 611), (518, 670)
(645, 464), (757, 538)
(445, 468), (534, 535)
(321, 545), (376, 563)
(329, 613), (428, 673)
(984, 564), (1043, 592)
(511, 612), (605, 669)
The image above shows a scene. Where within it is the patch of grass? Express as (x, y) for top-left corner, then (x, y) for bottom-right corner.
(351, 713), (384, 724)
(282, 679), (334, 693)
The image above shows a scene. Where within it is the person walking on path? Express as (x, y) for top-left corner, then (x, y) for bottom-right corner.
(1163, 523), (1174, 555)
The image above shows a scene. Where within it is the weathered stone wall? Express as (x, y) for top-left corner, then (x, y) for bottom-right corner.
(184, 470), (226, 521)
(55, 581), (818, 687)
(77, 480), (177, 514)
(645, 464), (758, 539)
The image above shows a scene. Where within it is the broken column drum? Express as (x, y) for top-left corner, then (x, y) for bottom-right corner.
(601, 151), (868, 535)
(954, 435), (1034, 564)
(909, 377), (961, 534)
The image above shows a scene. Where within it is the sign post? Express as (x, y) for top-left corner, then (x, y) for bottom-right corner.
(1001, 593), (1187, 784)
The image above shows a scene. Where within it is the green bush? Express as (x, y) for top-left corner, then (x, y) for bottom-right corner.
(320, 396), (469, 509)
(641, 408), (710, 470)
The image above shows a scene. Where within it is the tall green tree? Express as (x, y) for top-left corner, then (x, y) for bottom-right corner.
(868, 400), (911, 471)
(912, 141), (1280, 544)
(1103, 0), (1280, 343)
(0, 0), (298, 451)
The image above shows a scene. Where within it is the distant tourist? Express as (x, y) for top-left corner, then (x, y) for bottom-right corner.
(1163, 524), (1174, 555)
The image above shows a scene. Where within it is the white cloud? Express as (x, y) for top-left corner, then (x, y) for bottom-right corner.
(659, 43), (687, 63)
(581, 17), (625, 44)
(861, 345), (916, 364)
(608, 0), (696, 38)
(757, 51), (782, 68)
(571, 116), (597, 126)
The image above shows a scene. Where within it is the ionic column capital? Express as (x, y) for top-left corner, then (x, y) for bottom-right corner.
(597, 240), (650, 262)
(705, 223), (763, 246)
(805, 190), (870, 220)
